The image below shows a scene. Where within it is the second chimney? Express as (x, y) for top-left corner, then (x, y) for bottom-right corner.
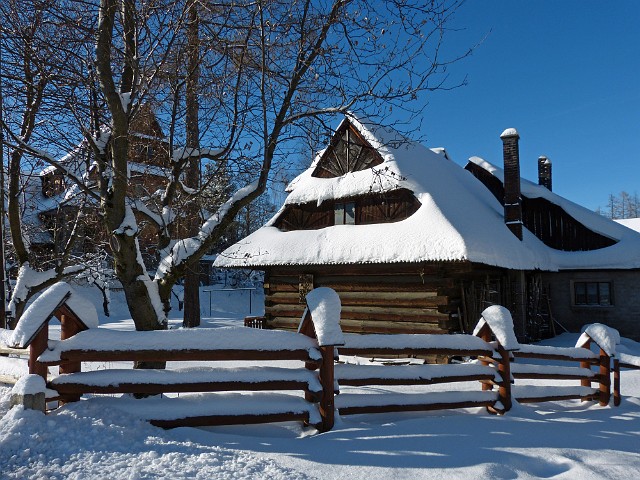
(501, 128), (523, 240)
(538, 156), (552, 191)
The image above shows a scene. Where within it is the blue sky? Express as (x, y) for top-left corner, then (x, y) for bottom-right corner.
(410, 0), (639, 212)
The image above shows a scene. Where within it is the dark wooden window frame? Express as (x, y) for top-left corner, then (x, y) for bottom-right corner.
(274, 189), (421, 231)
(571, 280), (613, 307)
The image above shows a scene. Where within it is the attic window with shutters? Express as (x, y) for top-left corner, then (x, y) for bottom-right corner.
(274, 189), (420, 231)
(311, 122), (383, 178)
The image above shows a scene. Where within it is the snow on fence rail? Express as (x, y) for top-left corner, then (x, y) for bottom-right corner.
(5, 283), (630, 431)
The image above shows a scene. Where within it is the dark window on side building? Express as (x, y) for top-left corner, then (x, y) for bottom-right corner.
(573, 281), (612, 306)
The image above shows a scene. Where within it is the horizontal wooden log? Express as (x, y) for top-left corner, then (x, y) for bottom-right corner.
(0, 346), (29, 356)
(512, 352), (599, 364)
(338, 347), (493, 358)
(266, 261), (475, 277)
(50, 379), (318, 397)
(268, 317), (304, 330)
(268, 291), (449, 308)
(332, 319), (449, 335)
(515, 393), (598, 404)
(337, 399), (495, 416)
(266, 304), (450, 322)
(267, 316), (451, 335)
(619, 362), (640, 371)
(150, 411), (311, 429)
(266, 281), (449, 293)
(337, 373), (495, 387)
(40, 349), (320, 366)
(512, 372), (595, 381)
(265, 279), (456, 291)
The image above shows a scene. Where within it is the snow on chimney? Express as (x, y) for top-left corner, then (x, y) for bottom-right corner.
(538, 155), (552, 191)
(500, 128), (523, 240)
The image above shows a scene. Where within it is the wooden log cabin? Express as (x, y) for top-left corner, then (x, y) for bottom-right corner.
(216, 115), (640, 341)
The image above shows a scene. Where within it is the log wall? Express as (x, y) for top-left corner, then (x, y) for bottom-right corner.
(263, 263), (504, 335)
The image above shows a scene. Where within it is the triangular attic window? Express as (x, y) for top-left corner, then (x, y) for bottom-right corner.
(312, 121), (383, 178)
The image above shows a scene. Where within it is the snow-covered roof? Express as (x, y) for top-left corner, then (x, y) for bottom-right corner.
(615, 218), (640, 233)
(469, 157), (640, 270)
(10, 282), (98, 348)
(216, 115), (640, 271)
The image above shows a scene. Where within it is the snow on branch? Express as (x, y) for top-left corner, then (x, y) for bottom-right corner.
(156, 180), (259, 279)
(119, 92), (132, 113)
(113, 205), (139, 236)
(133, 238), (166, 326)
(171, 147), (223, 163)
(129, 199), (163, 228)
(5, 136), (100, 202)
(8, 263), (85, 317)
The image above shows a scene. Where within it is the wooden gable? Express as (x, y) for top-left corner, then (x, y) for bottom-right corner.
(465, 161), (617, 251)
(312, 120), (383, 178)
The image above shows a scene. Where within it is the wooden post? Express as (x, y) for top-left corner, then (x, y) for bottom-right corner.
(579, 338), (592, 397)
(28, 327), (48, 381)
(59, 314), (82, 375)
(599, 347), (610, 407)
(299, 309), (319, 403)
(59, 313), (82, 403)
(495, 344), (512, 413)
(613, 358), (620, 407)
(318, 346), (335, 432)
(476, 324), (492, 392)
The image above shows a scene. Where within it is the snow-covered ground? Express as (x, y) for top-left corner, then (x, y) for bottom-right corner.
(2, 286), (640, 479)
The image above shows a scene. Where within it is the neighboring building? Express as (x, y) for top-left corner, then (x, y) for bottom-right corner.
(24, 105), (171, 267)
(216, 114), (640, 341)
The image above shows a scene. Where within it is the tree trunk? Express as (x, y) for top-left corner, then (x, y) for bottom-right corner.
(112, 233), (165, 332)
(183, 260), (201, 328)
(182, 0), (201, 328)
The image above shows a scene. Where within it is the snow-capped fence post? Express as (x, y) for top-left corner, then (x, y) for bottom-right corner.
(473, 306), (520, 414)
(298, 288), (344, 432)
(10, 374), (46, 413)
(575, 324), (620, 407)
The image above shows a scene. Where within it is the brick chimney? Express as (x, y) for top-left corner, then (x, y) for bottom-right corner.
(500, 128), (523, 240)
(538, 155), (552, 191)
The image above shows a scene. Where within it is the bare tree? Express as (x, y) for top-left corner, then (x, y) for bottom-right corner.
(1, 0), (469, 332)
(598, 191), (640, 220)
(0, 0), (98, 323)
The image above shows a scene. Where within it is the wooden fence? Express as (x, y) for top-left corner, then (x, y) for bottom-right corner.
(613, 353), (640, 406)
(1, 287), (631, 431)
